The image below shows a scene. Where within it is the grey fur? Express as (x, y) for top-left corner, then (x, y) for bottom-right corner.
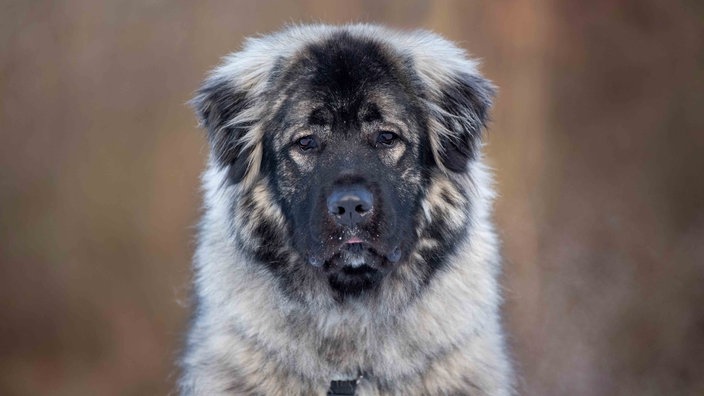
(180, 24), (514, 395)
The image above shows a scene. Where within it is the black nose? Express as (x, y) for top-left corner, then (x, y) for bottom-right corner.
(327, 186), (374, 227)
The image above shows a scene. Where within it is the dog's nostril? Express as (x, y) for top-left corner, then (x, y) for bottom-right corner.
(327, 185), (374, 227)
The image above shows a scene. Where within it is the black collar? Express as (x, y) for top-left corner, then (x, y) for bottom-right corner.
(327, 374), (363, 396)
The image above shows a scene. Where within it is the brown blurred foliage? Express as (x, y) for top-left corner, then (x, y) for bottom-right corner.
(1, 1), (702, 395)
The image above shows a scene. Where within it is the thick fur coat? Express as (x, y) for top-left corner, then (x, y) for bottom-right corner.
(180, 24), (514, 395)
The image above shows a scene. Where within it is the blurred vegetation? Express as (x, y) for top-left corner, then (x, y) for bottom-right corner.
(0, 1), (702, 395)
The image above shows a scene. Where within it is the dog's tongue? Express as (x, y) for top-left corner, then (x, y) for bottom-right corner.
(346, 237), (364, 244)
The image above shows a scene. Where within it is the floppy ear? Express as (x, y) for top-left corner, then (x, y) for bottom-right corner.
(191, 77), (254, 184)
(432, 72), (495, 173)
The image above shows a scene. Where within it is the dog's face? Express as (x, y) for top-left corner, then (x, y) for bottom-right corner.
(193, 27), (494, 300)
(264, 35), (429, 295)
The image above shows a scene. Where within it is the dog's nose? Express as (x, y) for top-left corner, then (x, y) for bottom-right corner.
(327, 186), (373, 227)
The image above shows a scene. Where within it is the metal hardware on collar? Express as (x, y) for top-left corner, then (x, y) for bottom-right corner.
(327, 373), (363, 395)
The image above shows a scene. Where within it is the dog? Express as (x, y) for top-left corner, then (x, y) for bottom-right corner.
(179, 24), (514, 395)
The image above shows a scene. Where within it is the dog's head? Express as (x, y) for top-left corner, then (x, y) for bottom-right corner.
(192, 25), (494, 299)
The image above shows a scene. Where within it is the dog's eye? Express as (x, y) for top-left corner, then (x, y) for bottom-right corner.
(297, 136), (319, 152)
(376, 131), (398, 147)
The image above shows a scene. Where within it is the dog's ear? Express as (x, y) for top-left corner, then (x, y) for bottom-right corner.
(430, 72), (495, 173)
(191, 77), (254, 184)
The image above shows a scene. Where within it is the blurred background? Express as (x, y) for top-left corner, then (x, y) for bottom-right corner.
(1, 1), (702, 395)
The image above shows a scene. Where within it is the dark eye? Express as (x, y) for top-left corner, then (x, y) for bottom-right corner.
(297, 135), (319, 152)
(376, 131), (398, 147)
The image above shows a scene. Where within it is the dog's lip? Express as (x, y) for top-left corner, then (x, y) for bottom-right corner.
(306, 233), (400, 268)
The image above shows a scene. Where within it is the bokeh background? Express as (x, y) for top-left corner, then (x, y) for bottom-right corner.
(1, 1), (703, 395)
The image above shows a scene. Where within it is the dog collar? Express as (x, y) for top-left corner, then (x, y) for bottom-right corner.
(327, 373), (363, 395)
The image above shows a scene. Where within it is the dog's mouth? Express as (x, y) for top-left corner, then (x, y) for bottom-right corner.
(306, 235), (402, 270)
(305, 236), (402, 296)
(332, 241), (382, 267)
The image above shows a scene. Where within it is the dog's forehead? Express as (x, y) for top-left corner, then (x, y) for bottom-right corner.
(300, 33), (400, 96)
(268, 34), (419, 141)
(287, 34), (409, 101)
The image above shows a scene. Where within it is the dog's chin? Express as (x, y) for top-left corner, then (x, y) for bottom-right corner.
(324, 243), (387, 296)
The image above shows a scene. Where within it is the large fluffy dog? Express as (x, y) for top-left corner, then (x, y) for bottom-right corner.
(180, 24), (513, 395)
